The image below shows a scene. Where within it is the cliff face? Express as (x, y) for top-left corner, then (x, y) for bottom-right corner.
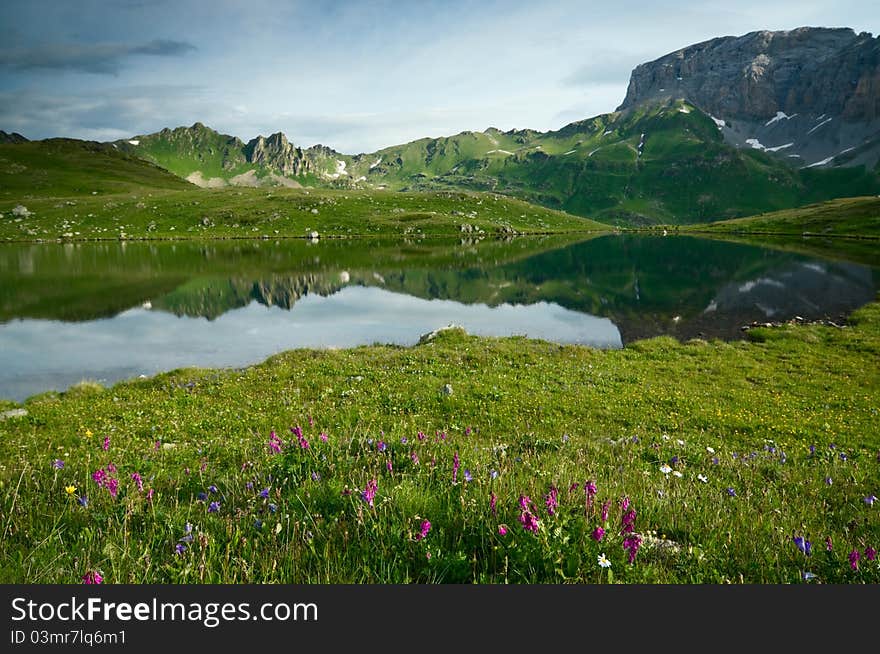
(618, 28), (880, 169)
(244, 132), (313, 176)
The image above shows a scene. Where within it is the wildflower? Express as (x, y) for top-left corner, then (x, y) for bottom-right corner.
(65, 485), (77, 496)
(268, 431), (282, 454)
(291, 426), (309, 449)
(697, 474), (708, 483)
(793, 536), (812, 556)
(865, 547), (877, 562)
(825, 477), (833, 485)
(672, 471), (683, 478)
(620, 496), (630, 512)
(621, 508), (637, 535)
(706, 447), (715, 454)
(417, 431), (426, 441)
(809, 445), (816, 455)
(254, 519), (263, 529)
(498, 525), (508, 536)
(597, 553), (611, 569)
(197, 492), (208, 502)
(107, 463), (116, 473)
(106, 478), (118, 498)
(259, 487), (270, 499)
(311, 471), (321, 481)
(518, 495), (532, 511)
(208, 501), (220, 513)
(865, 495), (877, 506)
(562, 434), (569, 443)
(849, 550), (860, 570)
(411, 451), (419, 465)
(676, 439), (685, 446)
(544, 486), (559, 516)
(361, 478), (378, 507)
(415, 520), (431, 541)
(802, 571), (817, 581)
(320, 432), (328, 443)
(453, 452), (460, 483)
(377, 441), (387, 452)
(82, 571), (103, 585)
(623, 534), (642, 564)
(726, 487), (737, 497)
(591, 526), (606, 542)
(175, 543), (187, 555)
(131, 472), (143, 492)
(601, 500), (611, 522)
(490, 492), (497, 516)
(268, 503), (277, 513)
(400, 436), (408, 445)
(463, 469), (473, 482)
(84, 429), (93, 438)
(659, 464), (672, 476)
(146, 488), (154, 502)
(669, 456), (679, 466)
(490, 469), (499, 480)
(825, 536), (833, 552)
(208, 485), (218, 494)
(92, 469), (107, 486)
(568, 482), (579, 494)
(102, 436), (110, 451)
(840, 453), (848, 461)
(519, 510), (539, 534)
(712, 457), (719, 465)
(53, 459), (64, 469)
(466, 427), (472, 436)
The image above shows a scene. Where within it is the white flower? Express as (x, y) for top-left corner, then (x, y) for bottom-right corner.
(672, 470), (683, 478)
(659, 464), (672, 475)
(662, 435), (670, 441)
(706, 447), (715, 454)
(697, 474), (708, 483)
(676, 439), (685, 446)
(598, 553), (611, 568)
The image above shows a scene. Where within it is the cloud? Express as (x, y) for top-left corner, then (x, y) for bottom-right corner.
(0, 39), (196, 75)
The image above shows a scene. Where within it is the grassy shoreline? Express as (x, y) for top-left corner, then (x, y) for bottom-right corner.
(1, 300), (878, 583)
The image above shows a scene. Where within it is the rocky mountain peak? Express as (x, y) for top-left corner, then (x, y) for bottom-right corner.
(0, 130), (29, 144)
(244, 131), (312, 176)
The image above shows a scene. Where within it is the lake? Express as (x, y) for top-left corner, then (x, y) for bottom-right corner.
(0, 233), (876, 402)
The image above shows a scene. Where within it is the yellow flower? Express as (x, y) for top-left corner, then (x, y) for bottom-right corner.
(65, 485), (77, 496)
(84, 429), (93, 438)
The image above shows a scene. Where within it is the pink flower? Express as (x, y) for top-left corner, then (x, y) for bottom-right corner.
(518, 495), (532, 511)
(601, 500), (611, 522)
(623, 534), (642, 564)
(415, 520), (431, 541)
(268, 431), (282, 454)
(865, 547), (877, 562)
(519, 510), (539, 533)
(452, 452), (460, 483)
(131, 472), (143, 492)
(386, 459), (393, 472)
(498, 525), (508, 536)
(102, 436), (110, 451)
(545, 486), (559, 516)
(361, 479), (378, 507)
(82, 571), (103, 584)
(591, 526), (606, 542)
(849, 549), (860, 570)
(490, 492), (497, 517)
(320, 432), (328, 443)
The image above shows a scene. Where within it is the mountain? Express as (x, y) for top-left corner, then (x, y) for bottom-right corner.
(0, 131), (29, 144)
(102, 26), (880, 225)
(113, 122), (344, 188)
(619, 27), (880, 169)
(0, 138), (193, 201)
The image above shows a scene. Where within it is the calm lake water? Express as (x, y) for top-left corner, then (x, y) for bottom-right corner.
(0, 234), (876, 401)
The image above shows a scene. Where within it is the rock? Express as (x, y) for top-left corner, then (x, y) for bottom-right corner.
(12, 205), (30, 218)
(0, 408), (27, 420)
(311, 208), (319, 215)
(418, 323), (464, 344)
(309, 231), (320, 240)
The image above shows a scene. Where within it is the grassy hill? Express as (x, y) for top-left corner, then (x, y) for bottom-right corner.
(685, 196), (880, 239)
(0, 138), (193, 200)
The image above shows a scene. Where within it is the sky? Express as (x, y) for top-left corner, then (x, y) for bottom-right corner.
(0, 0), (877, 153)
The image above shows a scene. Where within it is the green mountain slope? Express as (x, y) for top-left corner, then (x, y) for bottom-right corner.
(0, 138), (193, 200)
(115, 100), (880, 226)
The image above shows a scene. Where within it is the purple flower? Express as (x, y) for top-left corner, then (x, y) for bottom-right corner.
(463, 469), (473, 483)
(102, 436), (110, 451)
(377, 441), (387, 452)
(400, 436), (408, 445)
(490, 492), (497, 516)
(727, 487), (737, 497)
(417, 431), (426, 441)
(865, 495), (877, 506)
(793, 536), (812, 556)
(246, 481), (254, 490)
(208, 501), (220, 513)
(131, 472), (144, 492)
(621, 508), (637, 535)
(544, 486), (559, 516)
(410, 451), (419, 465)
(361, 478), (378, 507)
(175, 543), (187, 555)
(415, 520), (431, 541)
(197, 492), (208, 502)
(809, 445), (816, 455)
(320, 432), (328, 443)
(452, 452), (460, 483)
(712, 457), (719, 465)
(268, 503), (277, 513)
(601, 500), (610, 522)
(825, 477), (833, 485)
(208, 485), (218, 494)
(77, 496), (88, 507)
(840, 453), (848, 461)
(623, 534), (642, 564)
(82, 571), (103, 585)
(568, 482), (579, 494)
(106, 478), (118, 498)
(519, 510), (539, 534)
(386, 459), (393, 472)
(865, 547), (877, 562)
(311, 471), (321, 481)
(52, 459), (64, 469)
(490, 469), (499, 480)
(291, 425), (310, 450)
(268, 431), (282, 454)
(620, 496), (630, 512)
(670, 456), (679, 466)
(849, 549), (860, 570)
(591, 526), (606, 542)
(259, 487), (270, 499)
(826, 536), (833, 552)
(518, 494), (532, 511)
(92, 468), (107, 486)
(497, 525), (508, 536)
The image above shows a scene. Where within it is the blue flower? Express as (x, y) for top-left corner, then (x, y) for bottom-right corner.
(268, 503), (277, 513)
(208, 501), (220, 512)
(208, 485), (219, 493)
(463, 469), (473, 482)
(197, 492), (208, 502)
(77, 496), (88, 507)
(726, 487), (737, 497)
(259, 487), (270, 499)
(490, 469), (499, 480)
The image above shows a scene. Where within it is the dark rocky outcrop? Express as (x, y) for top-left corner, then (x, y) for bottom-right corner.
(0, 130), (29, 144)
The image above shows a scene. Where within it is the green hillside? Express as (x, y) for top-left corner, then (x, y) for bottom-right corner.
(0, 138), (193, 200)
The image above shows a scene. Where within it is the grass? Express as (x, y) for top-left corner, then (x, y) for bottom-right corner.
(1, 300), (878, 584)
(684, 196), (880, 239)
